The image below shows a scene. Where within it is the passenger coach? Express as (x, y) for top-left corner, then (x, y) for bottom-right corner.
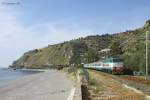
(84, 58), (124, 74)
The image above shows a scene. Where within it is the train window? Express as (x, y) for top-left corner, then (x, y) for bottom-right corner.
(103, 59), (112, 63)
(112, 59), (123, 62)
(102, 58), (123, 63)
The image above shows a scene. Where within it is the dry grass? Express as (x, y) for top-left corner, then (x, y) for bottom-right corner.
(119, 75), (150, 86)
(87, 70), (145, 100)
(63, 67), (78, 82)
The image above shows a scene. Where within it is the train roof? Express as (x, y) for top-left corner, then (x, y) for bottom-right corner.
(84, 58), (123, 65)
(84, 61), (102, 65)
(102, 58), (123, 62)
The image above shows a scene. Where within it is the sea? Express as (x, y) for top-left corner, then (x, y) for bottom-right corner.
(0, 68), (41, 86)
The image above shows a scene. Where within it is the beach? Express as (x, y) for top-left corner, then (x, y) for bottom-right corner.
(0, 70), (74, 100)
(0, 68), (41, 85)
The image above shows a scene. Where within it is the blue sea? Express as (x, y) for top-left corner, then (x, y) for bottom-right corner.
(0, 68), (41, 85)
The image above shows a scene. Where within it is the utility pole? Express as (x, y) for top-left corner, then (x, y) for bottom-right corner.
(146, 31), (149, 79)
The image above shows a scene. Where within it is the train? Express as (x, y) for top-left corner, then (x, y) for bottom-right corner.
(83, 58), (124, 74)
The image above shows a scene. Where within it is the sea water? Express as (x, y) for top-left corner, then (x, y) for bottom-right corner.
(0, 68), (41, 85)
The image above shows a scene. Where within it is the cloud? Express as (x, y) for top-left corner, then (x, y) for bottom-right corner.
(0, 3), (95, 67)
(0, 0), (149, 67)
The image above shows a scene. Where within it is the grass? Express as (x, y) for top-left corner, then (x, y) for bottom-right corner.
(63, 66), (87, 82)
(86, 69), (146, 100)
(64, 68), (147, 100)
(63, 67), (78, 82)
(88, 76), (103, 94)
(118, 75), (150, 86)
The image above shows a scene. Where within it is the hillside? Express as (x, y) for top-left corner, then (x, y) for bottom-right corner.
(11, 20), (150, 73)
(11, 34), (113, 68)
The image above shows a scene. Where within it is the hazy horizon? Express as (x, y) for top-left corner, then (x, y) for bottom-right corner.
(0, 0), (150, 67)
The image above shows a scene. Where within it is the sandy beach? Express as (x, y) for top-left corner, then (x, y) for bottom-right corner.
(0, 70), (74, 100)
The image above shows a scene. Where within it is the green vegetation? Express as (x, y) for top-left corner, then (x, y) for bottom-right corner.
(11, 20), (150, 74)
(64, 67), (78, 82)
(88, 77), (103, 93)
(64, 66), (89, 84)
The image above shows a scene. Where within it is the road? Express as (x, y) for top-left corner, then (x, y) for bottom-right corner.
(0, 70), (74, 100)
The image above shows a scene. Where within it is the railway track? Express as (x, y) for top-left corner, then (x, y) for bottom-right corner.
(116, 75), (150, 96)
(89, 69), (150, 96)
(118, 75), (150, 85)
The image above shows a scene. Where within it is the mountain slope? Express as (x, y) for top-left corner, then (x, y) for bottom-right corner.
(11, 20), (150, 73)
(11, 34), (113, 68)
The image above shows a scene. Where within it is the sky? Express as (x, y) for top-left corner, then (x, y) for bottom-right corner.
(0, 0), (150, 67)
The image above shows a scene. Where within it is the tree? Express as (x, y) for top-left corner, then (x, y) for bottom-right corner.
(110, 40), (123, 56)
(84, 48), (99, 63)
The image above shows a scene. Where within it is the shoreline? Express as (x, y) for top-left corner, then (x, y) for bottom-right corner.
(14, 68), (50, 72)
(0, 69), (74, 100)
(7, 67), (53, 72)
(0, 68), (48, 86)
